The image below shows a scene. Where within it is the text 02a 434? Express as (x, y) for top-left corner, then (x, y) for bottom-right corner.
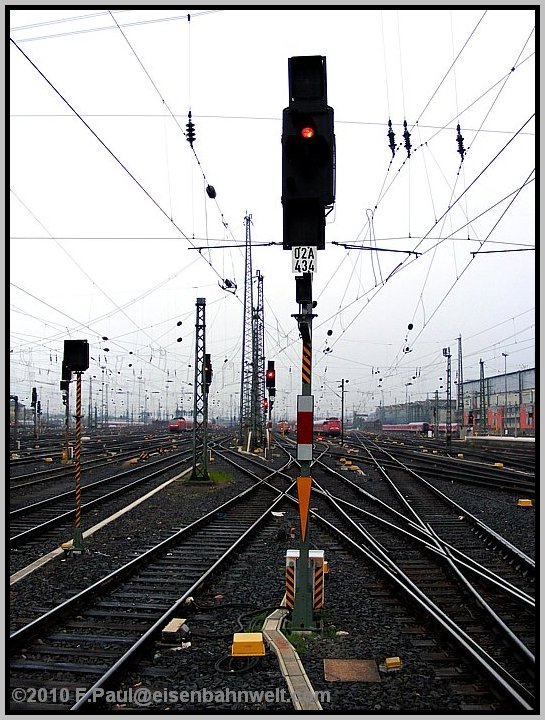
(292, 246), (317, 274)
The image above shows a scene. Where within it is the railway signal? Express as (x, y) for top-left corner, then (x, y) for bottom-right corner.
(282, 107), (334, 205)
(63, 339), (89, 372)
(282, 56), (334, 631)
(60, 339), (89, 554)
(266, 361), (276, 389)
(264, 361), (276, 457)
(204, 354), (213, 392)
(282, 55), (335, 251)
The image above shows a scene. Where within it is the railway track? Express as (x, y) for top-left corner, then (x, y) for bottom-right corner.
(333, 436), (535, 496)
(10, 479), (291, 712)
(212, 438), (535, 707)
(10, 433), (181, 480)
(9, 453), (203, 577)
(359, 432), (535, 474)
(10, 434), (536, 711)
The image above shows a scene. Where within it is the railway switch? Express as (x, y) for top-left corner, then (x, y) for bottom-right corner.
(231, 632), (266, 657)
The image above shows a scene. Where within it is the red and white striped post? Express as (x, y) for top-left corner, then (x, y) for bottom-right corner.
(296, 395), (313, 463)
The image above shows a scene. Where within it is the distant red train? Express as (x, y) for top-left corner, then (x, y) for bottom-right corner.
(168, 417), (193, 433)
(381, 422), (460, 434)
(314, 417), (341, 437)
(381, 422), (430, 433)
(277, 420), (291, 435)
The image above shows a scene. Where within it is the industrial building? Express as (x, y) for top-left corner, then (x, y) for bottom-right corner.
(355, 367), (535, 437)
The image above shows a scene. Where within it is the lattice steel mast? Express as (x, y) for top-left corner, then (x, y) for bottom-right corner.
(239, 214), (254, 447)
(457, 334), (464, 429)
(443, 346), (452, 447)
(190, 297), (210, 481)
(479, 359), (487, 433)
(251, 270), (266, 448)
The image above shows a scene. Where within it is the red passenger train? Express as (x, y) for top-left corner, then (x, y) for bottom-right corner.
(381, 422), (460, 434)
(314, 417), (342, 437)
(277, 420), (291, 435)
(168, 417), (193, 433)
(381, 422), (430, 433)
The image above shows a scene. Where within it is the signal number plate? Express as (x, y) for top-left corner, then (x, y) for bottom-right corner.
(292, 246), (317, 274)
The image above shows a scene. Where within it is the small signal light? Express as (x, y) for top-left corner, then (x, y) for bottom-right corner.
(301, 126), (315, 139)
(266, 361), (276, 389)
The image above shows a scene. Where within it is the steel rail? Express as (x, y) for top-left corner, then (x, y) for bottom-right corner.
(311, 463), (534, 608)
(363, 439), (534, 570)
(305, 488), (535, 710)
(69, 490), (287, 711)
(10, 452), (195, 547)
(10, 437), (192, 489)
(10, 481), (280, 652)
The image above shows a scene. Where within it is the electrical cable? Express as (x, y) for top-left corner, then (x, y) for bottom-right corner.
(11, 10), (220, 43)
(385, 166), (535, 378)
(412, 10), (487, 130)
(106, 12), (244, 297)
(372, 50), (534, 215)
(10, 37), (229, 289)
(10, 189), (176, 355)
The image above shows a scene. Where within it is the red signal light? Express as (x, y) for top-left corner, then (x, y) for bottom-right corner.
(266, 360), (276, 389)
(301, 126), (315, 139)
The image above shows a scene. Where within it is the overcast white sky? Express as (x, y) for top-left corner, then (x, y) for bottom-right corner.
(9, 6), (535, 422)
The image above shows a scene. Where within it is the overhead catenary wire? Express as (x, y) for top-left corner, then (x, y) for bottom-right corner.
(105, 11), (244, 293)
(386, 164), (536, 374)
(315, 132), (534, 371)
(463, 25), (535, 158)
(10, 189), (170, 354)
(9, 37), (230, 290)
(9, 189), (210, 372)
(11, 10), (220, 43)
(8, 12), (532, 410)
(10, 110), (536, 137)
(411, 10), (487, 130)
(372, 50), (534, 215)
